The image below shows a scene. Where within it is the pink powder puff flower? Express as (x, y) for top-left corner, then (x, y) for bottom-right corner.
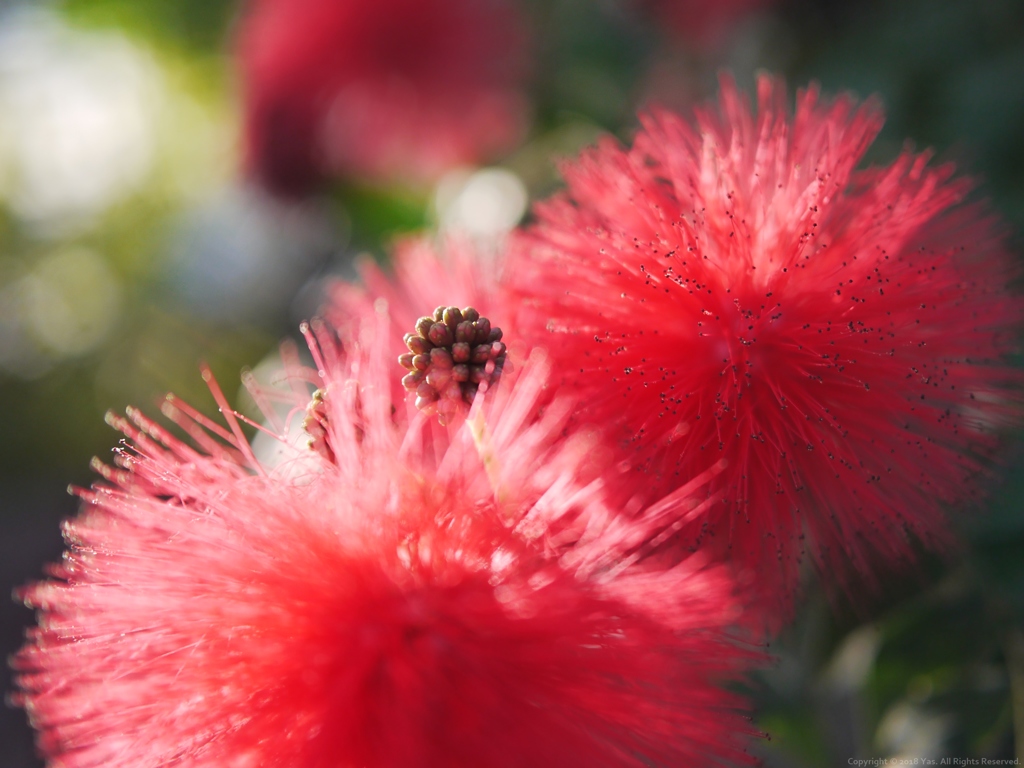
(237, 0), (530, 196)
(505, 74), (1023, 614)
(13, 311), (758, 768)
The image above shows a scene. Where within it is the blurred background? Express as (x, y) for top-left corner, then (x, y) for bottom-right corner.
(0, 0), (1022, 765)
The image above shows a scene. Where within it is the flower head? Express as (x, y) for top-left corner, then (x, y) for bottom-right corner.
(237, 0), (530, 195)
(506, 74), (1023, 612)
(14, 312), (757, 767)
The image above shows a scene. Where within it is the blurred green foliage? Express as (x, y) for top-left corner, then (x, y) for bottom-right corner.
(60, 0), (235, 52)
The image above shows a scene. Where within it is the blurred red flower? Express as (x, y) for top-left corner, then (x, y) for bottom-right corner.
(14, 315), (756, 767)
(505, 74), (1023, 613)
(237, 0), (530, 195)
(640, 0), (774, 48)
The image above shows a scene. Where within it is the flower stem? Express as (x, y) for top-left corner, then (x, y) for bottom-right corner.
(467, 408), (503, 499)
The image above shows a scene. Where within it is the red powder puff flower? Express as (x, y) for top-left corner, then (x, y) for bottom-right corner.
(13, 314), (757, 768)
(505, 74), (1023, 614)
(237, 0), (530, 195)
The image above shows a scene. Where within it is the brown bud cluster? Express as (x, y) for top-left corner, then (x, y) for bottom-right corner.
(400, 305), (506, 422)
